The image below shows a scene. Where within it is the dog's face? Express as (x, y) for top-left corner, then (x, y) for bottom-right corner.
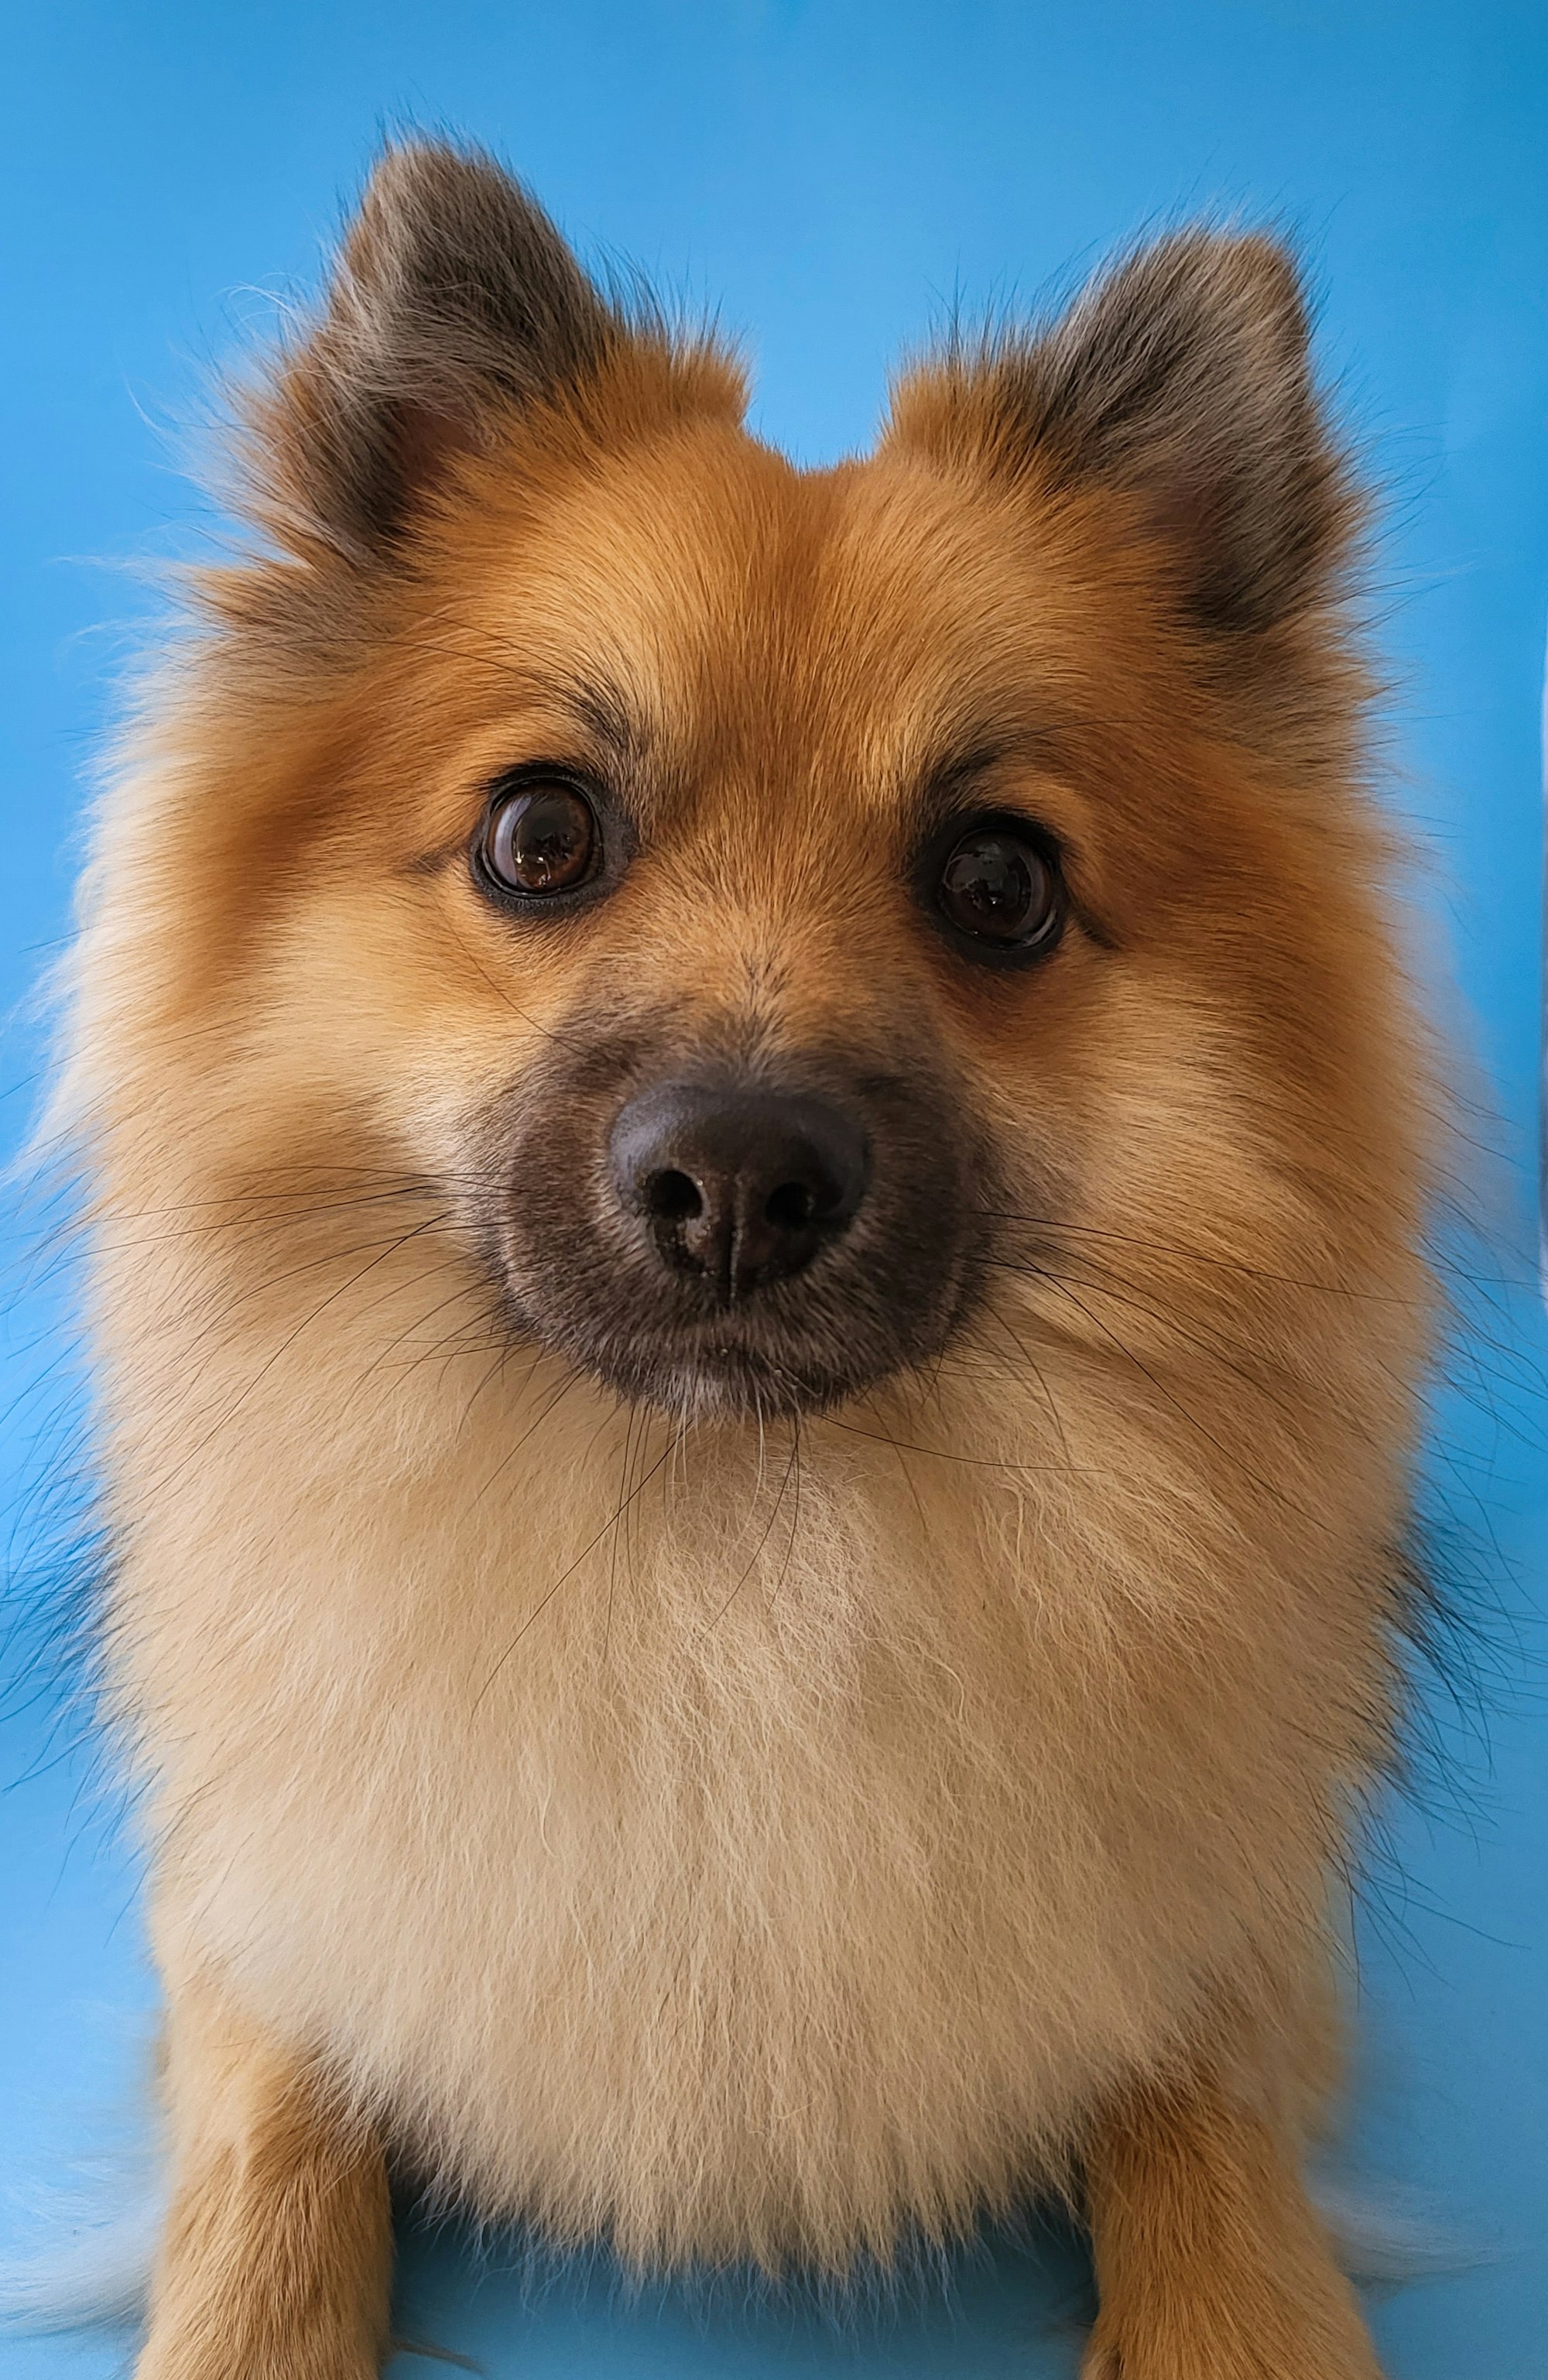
(330, 441), (1120, 1421)
(152, 146), (1423, 1432)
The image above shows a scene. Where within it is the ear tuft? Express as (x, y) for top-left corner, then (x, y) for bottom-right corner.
(244, 139), (621, 563)
(896, 231), (1358, 636)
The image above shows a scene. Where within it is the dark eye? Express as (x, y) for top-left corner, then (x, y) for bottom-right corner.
(479, 780), (598, 897)
(935, 821), (1065, 957)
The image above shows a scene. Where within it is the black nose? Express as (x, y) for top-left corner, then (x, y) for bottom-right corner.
(608, 1081), (870, 1301)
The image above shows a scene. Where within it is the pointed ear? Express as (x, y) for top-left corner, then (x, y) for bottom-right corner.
(893, 231), (1358, 635)
(242, 140), (626, 564)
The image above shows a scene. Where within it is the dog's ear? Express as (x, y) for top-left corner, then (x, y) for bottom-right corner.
(894, 231), (1357, 635)
(243, 140), (626, 565)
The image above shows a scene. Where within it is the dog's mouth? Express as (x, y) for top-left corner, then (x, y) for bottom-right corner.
(475, 1048), (984, 1421)
(503, 1267), (959, 1421)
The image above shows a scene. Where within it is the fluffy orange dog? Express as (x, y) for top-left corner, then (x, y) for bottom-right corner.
(62, 141), (1434, 2376)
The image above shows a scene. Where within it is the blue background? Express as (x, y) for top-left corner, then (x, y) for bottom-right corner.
(2, 4), (1546, 2375)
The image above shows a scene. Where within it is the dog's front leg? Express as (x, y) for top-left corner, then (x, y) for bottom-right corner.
(137, 1964), (392, 2380)
(1081, 2062), (1382, 2380)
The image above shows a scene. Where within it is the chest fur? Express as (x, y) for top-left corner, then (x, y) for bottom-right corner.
(115, 1316), (1353, 2267)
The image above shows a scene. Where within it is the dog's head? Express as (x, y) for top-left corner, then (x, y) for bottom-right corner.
(114, 143), (1426, 1434)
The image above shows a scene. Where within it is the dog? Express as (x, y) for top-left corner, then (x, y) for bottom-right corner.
(55, 139), (1437, 2377)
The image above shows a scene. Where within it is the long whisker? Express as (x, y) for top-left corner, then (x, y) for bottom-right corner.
(705, 1421), (800, 1631)
(475, 1420), (683, 1700)
(1026, 1269), (1324, 1525)
(815, 1409), (1101, 1478)
(132, 1210), (458, 1506)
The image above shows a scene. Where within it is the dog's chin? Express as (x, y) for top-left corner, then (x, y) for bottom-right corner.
(582, 1333), (885, 1424)
(503, 1297), (901, 1423)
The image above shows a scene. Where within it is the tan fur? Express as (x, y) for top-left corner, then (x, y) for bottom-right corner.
(139, 1964), (389, 2380)
(56, 146), (1435, 2373)
(1083, 2054), (1382, 2378)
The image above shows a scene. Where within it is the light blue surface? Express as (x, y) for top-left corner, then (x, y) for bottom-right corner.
(2, 5), (1546, 2375)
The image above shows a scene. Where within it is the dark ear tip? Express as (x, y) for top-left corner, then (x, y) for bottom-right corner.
(1208, 231), (1310, 334)
(341, 139), (498, 287)
(1125, 226), (1312, 346)
(348, 135), (546, 254)
(358, 133), (514, 209)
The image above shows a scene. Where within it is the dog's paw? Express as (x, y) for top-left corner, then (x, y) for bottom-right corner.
(1079, 2308), (1382, 2380)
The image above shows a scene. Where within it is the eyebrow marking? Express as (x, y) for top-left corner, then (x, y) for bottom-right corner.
(556, 670), (651, 773)
(913, 739), (1011, 820)
(907, 727), (1063, 838)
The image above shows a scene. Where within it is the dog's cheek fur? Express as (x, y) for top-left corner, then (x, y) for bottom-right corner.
(60, 143), (1437, 2310)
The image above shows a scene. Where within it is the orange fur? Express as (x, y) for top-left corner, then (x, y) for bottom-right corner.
(55, 144), (1436, 2373)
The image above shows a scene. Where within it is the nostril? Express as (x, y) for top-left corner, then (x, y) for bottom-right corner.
(610, 1080), (869, 1299)
(647, 1168), (704, 1224)
(764, 1180), (815, 1233)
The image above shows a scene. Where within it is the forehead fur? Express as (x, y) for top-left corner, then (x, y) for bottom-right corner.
(416, 424), (1159, 747)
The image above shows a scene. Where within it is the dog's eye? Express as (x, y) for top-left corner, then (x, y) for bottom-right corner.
(480, 782), (598, 897)
(936, 824), (1064, 955)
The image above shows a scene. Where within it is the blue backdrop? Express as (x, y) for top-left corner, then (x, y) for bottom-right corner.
(3, 5), (1546, 2375)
